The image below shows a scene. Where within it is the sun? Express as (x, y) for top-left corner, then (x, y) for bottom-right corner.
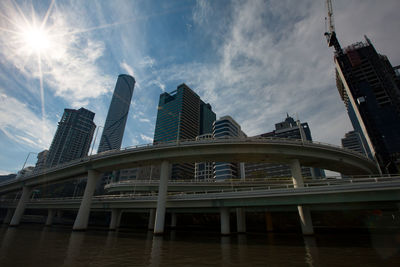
(20, 25), (52, 54)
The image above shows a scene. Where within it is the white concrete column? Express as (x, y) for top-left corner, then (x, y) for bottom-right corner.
(9, 186), (33, 226)
(148, 209), (156, 230)
(236, 208), (246, 233)
(3, 209), (14, 224)
(239, 163), (246, 180)
(171, 212), (177, 228)
(290, 159), (314, 235)
(73, 170), (102, 230)
(154, 161), (170, 235)
(45, 209), (55, 226)
(109, 209), (122, 230)
(220, 207), (230, 235)
(290, 159), (304, 188)
(298, 206), (314, 235)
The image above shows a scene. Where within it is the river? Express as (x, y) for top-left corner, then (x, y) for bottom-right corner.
(0, 225), (399, 266)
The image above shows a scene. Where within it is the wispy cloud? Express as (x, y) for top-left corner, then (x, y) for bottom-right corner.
(120, 60), (135, 77)
(140, 134), (153, 143)
(0, 90), (55, 149)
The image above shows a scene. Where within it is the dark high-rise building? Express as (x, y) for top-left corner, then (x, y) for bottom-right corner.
(34, 149), (48, 172)
(153, 83), (216, 179)
(245, 115), (325, 178)
(341, 131), (368, 156)
(46, 108), (96, 167)
(333, 37), (400, 173)
(98, 74), (135, 153)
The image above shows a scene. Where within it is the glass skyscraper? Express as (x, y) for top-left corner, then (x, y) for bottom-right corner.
(153, 83), (216, 179)
(46, 107), (96, 167)
(98, 74), (135, 153)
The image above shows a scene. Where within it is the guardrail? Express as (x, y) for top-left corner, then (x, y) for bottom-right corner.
(2, 176), (399, 204)
(0, 137), (378, 188)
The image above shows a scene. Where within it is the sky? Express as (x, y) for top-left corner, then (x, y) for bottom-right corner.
(0, 0), (399, 175)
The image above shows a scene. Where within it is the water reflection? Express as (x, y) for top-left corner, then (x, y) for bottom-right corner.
(63, 231), (85, 266)
(303, 236), (320, 267)
(220, 236), (231, 266)
(150, 235), (163, 267)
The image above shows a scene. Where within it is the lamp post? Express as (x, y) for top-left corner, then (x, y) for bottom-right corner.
(90, 125), (104, 155)
(21, 152), (38, 170)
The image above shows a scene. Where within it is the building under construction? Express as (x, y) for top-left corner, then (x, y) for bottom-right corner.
(325, 0), (400, 173)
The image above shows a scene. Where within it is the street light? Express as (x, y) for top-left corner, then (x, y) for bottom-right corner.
(21, 152), (38, 170)
(90, 125), (104, 155)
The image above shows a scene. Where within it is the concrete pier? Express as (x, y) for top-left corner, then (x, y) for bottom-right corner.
(73, 170), (102, 230)
(3, 209), (13, 224)
(170, 212), (177, 228)
(290, 159), (314, 235)
(148, 209), (156, 230)
(109, 209), (122, 230)
(45, 209), (55, 226)
(154, 161), (170, 235)
(220, 207), (230, 235)
(236, 208), (246, 233)
(9, 186), (32, 226)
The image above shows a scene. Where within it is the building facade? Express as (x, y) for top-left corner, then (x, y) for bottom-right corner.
(46, 107), (96, 167)
(34, 150), (48, 172)
(153, 83), (216, 179)
(194, 133), (214, 180)
(98, 74), (135, 153)
(213, 116), (246, 180)
(245, 115), (325, 178)
(333, 36), (400, 173)
(341, 131), (368, 156)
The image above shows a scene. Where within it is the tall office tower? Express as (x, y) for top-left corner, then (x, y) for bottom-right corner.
(213, 116), (246, 180)
(332, 37), (400, 173)
(46, 108), (96, 167)
(341, 131), (368, 156)
(34, 150), (48, 172)
(245, 115), (325, 178)
(153, 83), (216, 179)
(194, 133), (214, 180)
(98, 74), (135, 153)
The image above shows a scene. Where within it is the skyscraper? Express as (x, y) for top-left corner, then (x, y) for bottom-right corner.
(46, 107), (96, 167)
(341, 131), (368, 156)
(98, 74), (135, 153)
(333, 37), (400, 173)
(154, 83), (216, 179)
(245, 115), (325, 178)
(213, 116), (246, 180)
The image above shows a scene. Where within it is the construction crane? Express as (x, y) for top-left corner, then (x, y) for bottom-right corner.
(324, 0), (343, 55)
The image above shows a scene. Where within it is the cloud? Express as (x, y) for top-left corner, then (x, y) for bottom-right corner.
(140, 134), (153, 143)
(140, 56), (156, 68)
(120, 60), (135, 77)
(139, 118), (151, 123)
(0, 1), (114, 106)
(0, 91), (55, 150)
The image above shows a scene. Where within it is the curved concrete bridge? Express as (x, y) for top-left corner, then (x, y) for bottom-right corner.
(0, 138), (379, 235)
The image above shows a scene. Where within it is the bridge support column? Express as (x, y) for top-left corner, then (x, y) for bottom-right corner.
(148, 209), (156, 230)
(290, 159), (314, 235)
(170, 212), (177, 228)
(10, 186), (33, 226)
(220, 207), (230, 235)
(73, 170), (102, 231)
(109, 209), (122, 230)
(236, 208), (246, 233)
(154, 160), (170, 235)
(298, 206), (314, 235)
(3, 209), (14, 224)
(290, 159), (304, 187)
(265, 212), (274, 232)
(45, 209), (55, 226)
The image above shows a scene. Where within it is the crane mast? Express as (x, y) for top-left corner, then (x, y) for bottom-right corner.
(324, 0), (343, 55)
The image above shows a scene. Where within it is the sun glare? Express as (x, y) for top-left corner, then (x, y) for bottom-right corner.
(21, 26), (52, 54)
